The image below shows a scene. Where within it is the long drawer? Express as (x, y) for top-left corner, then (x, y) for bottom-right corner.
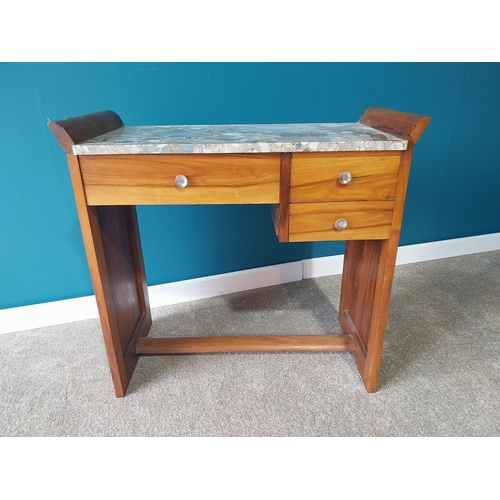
(288, 201), (395, 242)
(79, 154), (281, 205)
(290, 152), (400, 202)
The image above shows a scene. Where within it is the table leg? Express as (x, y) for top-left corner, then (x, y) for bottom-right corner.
(339, 147), (417, 391)
(339, 239), (397, 392)
(68, 156), (151, 397)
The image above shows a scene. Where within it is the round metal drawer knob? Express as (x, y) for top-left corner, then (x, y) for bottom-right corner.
(338, 171), (352, 185)
(175, 175), (188, 188)
(334, 218), (348, 230)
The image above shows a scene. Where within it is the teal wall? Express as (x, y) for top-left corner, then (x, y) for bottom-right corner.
(1, 63), (499, 309)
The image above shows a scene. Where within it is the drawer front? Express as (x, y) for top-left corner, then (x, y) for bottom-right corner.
(79, 154), (280, 205)
(289, 201), (394, 242)
(290, 152), (400, 202)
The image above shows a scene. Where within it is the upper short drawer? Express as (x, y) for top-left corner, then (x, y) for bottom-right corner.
(290, 152), (401, 202)
(79, 154), (281, 205)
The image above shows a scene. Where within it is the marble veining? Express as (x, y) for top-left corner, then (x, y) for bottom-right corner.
(72, 122), (408, 155)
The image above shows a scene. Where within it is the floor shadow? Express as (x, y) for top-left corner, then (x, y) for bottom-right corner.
(224, 279), (343, 335)
(150, 277), (344, 338)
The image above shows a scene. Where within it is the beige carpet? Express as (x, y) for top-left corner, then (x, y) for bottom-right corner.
(1, 250), (499, 436)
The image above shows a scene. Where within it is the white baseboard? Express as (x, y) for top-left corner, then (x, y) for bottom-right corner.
(302, 232), (500, 279)
(395, 232), (500, 265)
(1, 232), (499, 335)
(0, 262), (302, 335)
(147, 261), (302, 309)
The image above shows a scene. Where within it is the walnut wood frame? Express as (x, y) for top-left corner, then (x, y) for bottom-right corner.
(49, 107), (430, 397)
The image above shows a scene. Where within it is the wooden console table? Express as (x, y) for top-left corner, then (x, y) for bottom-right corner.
(48, 107), (430, 397)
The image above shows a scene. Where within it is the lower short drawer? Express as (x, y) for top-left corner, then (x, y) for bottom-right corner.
(288, 201), (394, 242)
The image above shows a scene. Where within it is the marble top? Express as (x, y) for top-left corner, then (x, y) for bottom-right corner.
(72, 122), (408, 155)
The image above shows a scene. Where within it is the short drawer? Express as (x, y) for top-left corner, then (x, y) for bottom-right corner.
(290, 152), (400, 202)
(79, 154), (281, 205)
(288, 201), (394, 242)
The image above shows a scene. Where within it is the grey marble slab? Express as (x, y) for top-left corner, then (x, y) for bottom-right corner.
(72, 122), (408, 155)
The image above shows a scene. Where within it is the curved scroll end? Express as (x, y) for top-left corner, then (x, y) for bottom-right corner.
(48, 110), (124, 154)
(359, 106), (431, 147)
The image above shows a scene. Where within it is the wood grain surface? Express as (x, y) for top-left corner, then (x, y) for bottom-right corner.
(79, 154), (280, 205)
(48, 106), (431, 396)
(290, 152), (400, 202)
(136, 335), (355, 354)
(289, 201), (394, 241)
(48, 110), (124, 154)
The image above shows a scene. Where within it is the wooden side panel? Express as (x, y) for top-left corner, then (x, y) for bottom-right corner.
(67, 155), (151, 397)
(79, 154), (280, 205)
(339, 240), (387, 348)
(96, 206), (144, 353)
(338, 150), (415, 392)
(339, 108), (430, 391)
